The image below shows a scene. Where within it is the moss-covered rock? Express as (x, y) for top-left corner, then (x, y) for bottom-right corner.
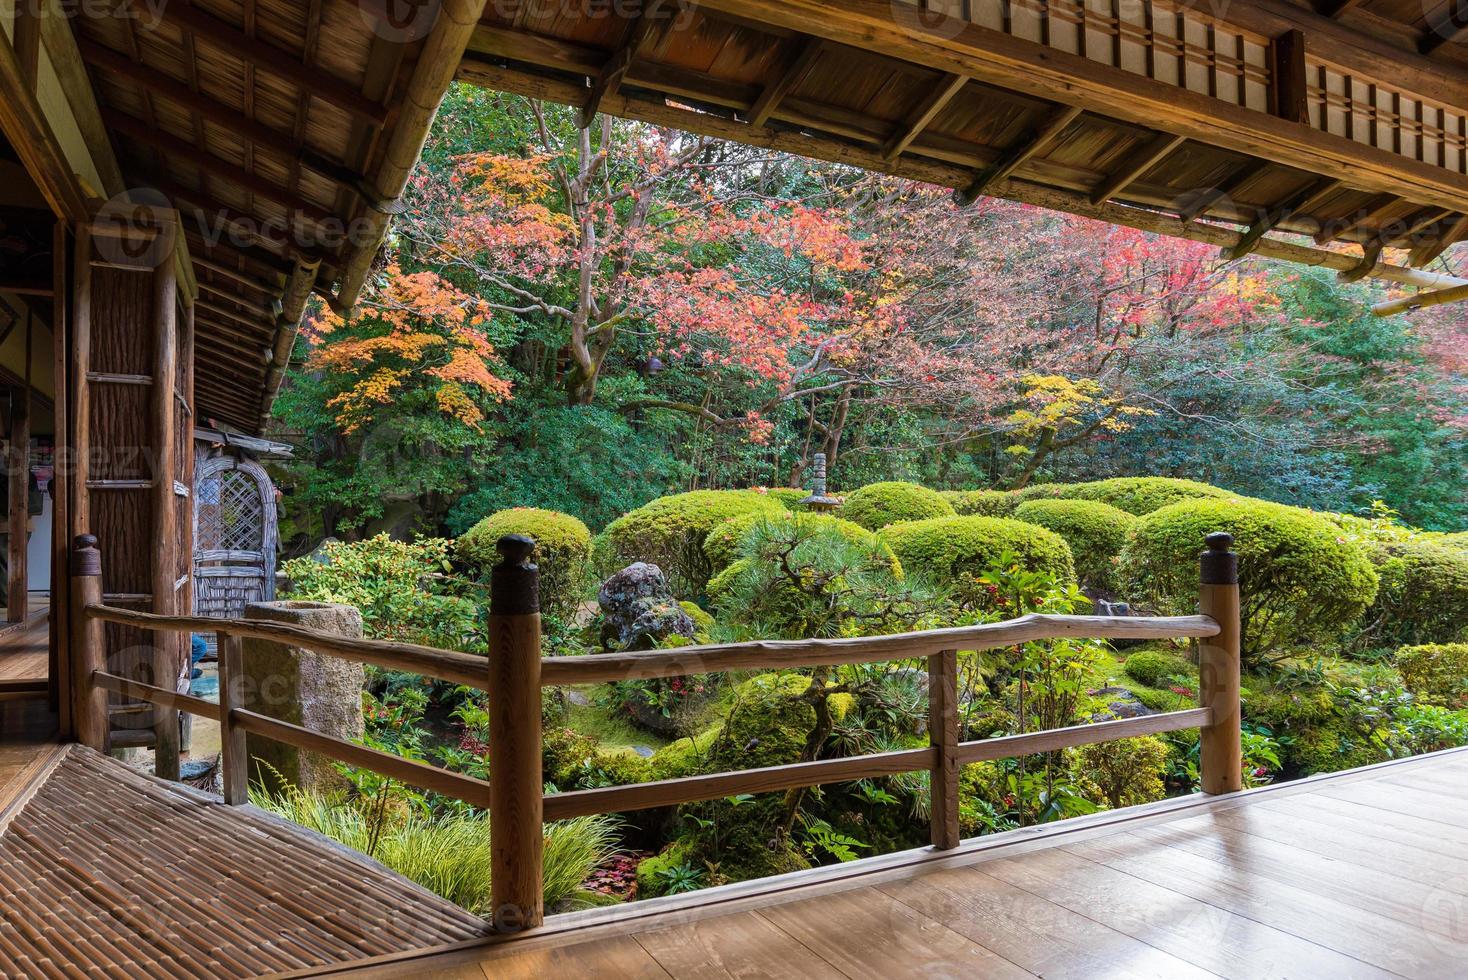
(940, 489), (1017, 517)
(1119, 498), (1378, 660)
(1122, 650), (1194, 687)
(840, 481), (954, 531)
(599, 490), (785, 595)
(457, 508), (591, 620)
(1013, 498), (1138, 592)
(879, 515), (1076, 602)
(1396, 643), (1468, 708)
(678, 601), (714, 642)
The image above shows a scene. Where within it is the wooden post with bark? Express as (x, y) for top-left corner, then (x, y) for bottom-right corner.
(217, 632), (248, 805)
(70, 534), (108, 752)
(488, 534), (544, 932)
(1198, 532), (1243, 795)
(927, 648), (960, 848)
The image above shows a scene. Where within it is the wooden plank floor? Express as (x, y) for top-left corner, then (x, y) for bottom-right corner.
(0, 601), (49, 684)
(375, 749), (1468, 980)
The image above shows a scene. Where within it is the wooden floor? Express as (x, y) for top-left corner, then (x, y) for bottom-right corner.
(0, 601), (49, 685)
(363, 748), (1468, 980)
(0, 745), (494, 976)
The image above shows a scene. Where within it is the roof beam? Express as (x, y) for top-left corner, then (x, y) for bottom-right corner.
(125, 0), (388, 125)
(955, 105), (1082, 204)
(188, 252), (280, 297)
(1409, 214), (1468, 266)
(138, 173), (337, 269)
(1372, 281), (1468, 316)
(196, 279), (281, 316)
(105, 111), (343, 229)
(195, 297), (275, 335)
(580, 4), (677, 127)
(1380, 207), (1452, 248)
(1313, 0), (1366, 17)
(748, 39), (825, 128)
(1316, 192), (1399, 244)
(1177, 160), (1266, 224)
(1228, 177), (1343, 259)
(1420, 19), (1468, 57)
(1090, 132), (1186, 205)
(79, 40), (376, 202)
(882, 74), (967, 161)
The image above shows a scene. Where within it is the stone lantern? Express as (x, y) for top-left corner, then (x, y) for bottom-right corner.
(799, 452), (842, 512)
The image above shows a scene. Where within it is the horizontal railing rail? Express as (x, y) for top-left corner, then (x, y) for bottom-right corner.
(67, 530), (1243, 935)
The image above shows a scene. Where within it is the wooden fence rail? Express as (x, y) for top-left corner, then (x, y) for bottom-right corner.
(68, 530), (1242, 935)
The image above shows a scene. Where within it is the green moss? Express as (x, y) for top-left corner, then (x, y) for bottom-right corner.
(1397, 643), (1468, 708)
(1013, 498), (1138, 591)
(840, 481), (955, 531)
(1122, 650), (1194, 687)
(599, 490), (786, 595)
(635, 841), (694, 898)
(648, 724), (723, 780)
(457, 508), (592, 619)
(1119, 497), (1379, 661)
(679, 601), (714, 641)
(940, 489), (1017, 517)
(879, 515), (1076, 600)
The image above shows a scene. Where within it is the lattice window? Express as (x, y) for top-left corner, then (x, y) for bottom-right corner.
(197, 470), (265, 554)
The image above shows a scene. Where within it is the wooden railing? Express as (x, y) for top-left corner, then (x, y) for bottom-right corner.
(68, 530), (1242, 934)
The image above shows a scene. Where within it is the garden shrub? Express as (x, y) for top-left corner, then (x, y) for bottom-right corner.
(1123, 650), (1193, 687)
(1396, 643), (1468, 708)
(839, 481), (954, 530)
(940, 489), (1016, 516)
(749, 487), (809, 510)
(702, 510), (898, 576)
(457, 507), (592, 619)
(1013, 499), (1137, 591)
(598, 490), (785, 595)
(1070, 736), (1170, 809)
(1118, 498), (1378, 662)
(1014, 477), (1233, 515)
(708, 525), (917, 640)
(1439, 531), (1468, 553)
(1362, 539), (1468, 647)
(879, 515), (1076, 605)
(281, 535), (478, 651)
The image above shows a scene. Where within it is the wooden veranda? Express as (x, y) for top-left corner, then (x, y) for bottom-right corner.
(1, 1), (1467, 977)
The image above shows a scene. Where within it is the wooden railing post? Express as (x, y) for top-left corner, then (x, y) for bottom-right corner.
(69, 534), (109, 752)
(1198, 532), (1243, 795)
(488, 534), (544, 932)
(217, 632), (248, 804)
(928, 648), (960, 849)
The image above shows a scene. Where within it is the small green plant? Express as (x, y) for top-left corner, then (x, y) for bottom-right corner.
(653, 861), (706, 895)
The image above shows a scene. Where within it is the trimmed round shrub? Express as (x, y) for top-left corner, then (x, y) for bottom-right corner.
(1013, 499), (1138, 591)
(1122, 650), (1194, 687)
(840, 481), (954, 530)
(1438, 531), (1468, 553)
(1015, 477), (1234, 516)
(598, 490), (785, 596)
(940, 489), (1017, 516)
(747, 487), (808, 510)
(879, 515), (1076, 604)
(457, 508), (592, 619)
(1363, 539), (1468, 647)
(1118, 498), (1379, 661)
(703, 510), (898, 575)
(1396, 643), (1468, 708)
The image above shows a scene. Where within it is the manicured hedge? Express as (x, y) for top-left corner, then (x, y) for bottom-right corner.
(939, 489), (1017, 517)
(748, 487), (808, 510)
(1396, 643), (1468, 708)
(1013, 498), (1137, 591)
(1118, 498), (1378, 661)
(1365, 539), (1468, 646)
(879, 515), (1076, 604)
(1013, 477), (1234, 515)
(840, 481), (954, 531)
(457, 508), (592, 619)
(597, 490), (785, 595)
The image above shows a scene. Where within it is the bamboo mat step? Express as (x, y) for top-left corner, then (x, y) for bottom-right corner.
(0, 745), (492, 977)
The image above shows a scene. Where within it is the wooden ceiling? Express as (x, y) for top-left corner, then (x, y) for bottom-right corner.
(457, 0), (1468, 294)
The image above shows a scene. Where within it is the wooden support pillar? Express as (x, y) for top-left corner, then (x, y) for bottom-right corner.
(1198, 533), (1242, 795)
(217, 632), (247, 804)
(7, 382), (29, 623)
(1269, 30), (1308, 124)
(488, 534), (544, 932)
(70, 535), (108, 752)
(151, 248), (181, 782)
(927, 648), (959, 849)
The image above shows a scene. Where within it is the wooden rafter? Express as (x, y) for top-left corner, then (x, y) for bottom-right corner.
(882, 74), (967, 161)
(1381, 207), (1452, 248)
(1317, 192), (1399, 244)
(183, 232), (292, 280)
(1409, 214), (1468, 266)
(142, 175), (335, 269)
(195, 297), (274, 335)
(748, 39), (825, 128)
(1090, 132), (1187, 205)
(1228, 176), (1343, 259)
(956, 105), (1083, 204)
(188, 252), (279, 297)
(126, 0), (387, 124)
(1420, 20), (1468, 57)
(1177, 160), (1265, 224)
(1313, 0), (1366, 18)
(196, 279), (279, 316)
(80, 41), (372, 199)
(104, 111), (341, 229)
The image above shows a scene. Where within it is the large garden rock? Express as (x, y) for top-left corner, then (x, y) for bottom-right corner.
(1089, 686), (1158, 721)
(598, 563), (695, 651)
(240, 600), (365, 795)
